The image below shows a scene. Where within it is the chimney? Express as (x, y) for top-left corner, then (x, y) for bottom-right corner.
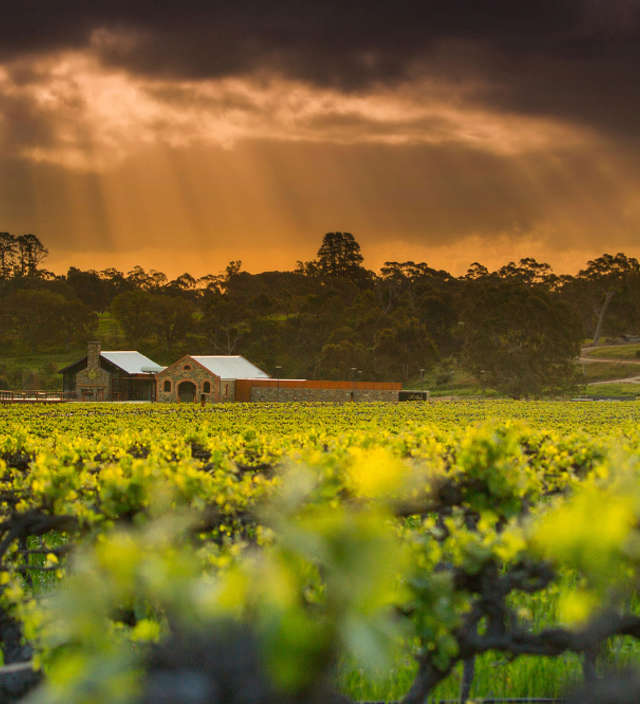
(87, 341), (101, 369)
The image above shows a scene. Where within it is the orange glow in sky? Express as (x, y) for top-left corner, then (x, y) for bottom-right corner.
(3, 7), (640, 277)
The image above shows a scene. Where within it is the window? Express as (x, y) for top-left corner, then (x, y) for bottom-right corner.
(184, 364), (191, 370)
(203, 381), (211, 393)
(163, 380), (171, 392)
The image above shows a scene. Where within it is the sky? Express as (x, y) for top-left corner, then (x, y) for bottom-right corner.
(2, 1), (640, 277)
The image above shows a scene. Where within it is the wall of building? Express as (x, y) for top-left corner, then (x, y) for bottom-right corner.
(156, 358), (223, 402)
(75, 341), (112, 400)
(112, 376), (156, 401)
(250, 386), (399, 402)
(220, 379), (235, 402)
(235, 379), (401, 403)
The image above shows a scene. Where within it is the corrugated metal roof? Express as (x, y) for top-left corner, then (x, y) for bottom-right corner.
(190, 355), (270, 379)
(101, 351), (164, 375)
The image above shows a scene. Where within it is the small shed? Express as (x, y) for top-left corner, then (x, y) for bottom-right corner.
(156, 355), (270, 402)
(60, 342), (164, 401)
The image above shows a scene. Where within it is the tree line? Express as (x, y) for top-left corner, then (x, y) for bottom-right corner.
(2, 230), (640, 396)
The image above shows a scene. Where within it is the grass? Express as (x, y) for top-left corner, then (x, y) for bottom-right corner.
(96, 311), (127, 348)
(581, 382), (640, 398)
(0, 349), (83, 390)
(582, 343), (640, 360)
(405, 364), (500, 398)
(580, 361), (640, 382)
(342, 653), (583, 702)
(341, 580), (640, 702)
(340, 587), (583, 701)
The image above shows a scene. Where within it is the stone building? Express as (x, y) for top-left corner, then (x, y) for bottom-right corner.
(60, 342), (163, 401)
(60, 343), (403, 403)
(155, 355), (270, 402)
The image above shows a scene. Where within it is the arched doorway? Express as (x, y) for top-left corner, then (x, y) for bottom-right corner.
(178, 381), (196, 402)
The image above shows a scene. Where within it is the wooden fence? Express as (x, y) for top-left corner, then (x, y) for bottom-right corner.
(0, 390), (68, 403)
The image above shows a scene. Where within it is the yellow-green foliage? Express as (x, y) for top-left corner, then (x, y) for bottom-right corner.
(0, 401), (639, 702)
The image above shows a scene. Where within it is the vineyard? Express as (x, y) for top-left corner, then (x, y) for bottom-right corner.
(1, 401), (640, 703)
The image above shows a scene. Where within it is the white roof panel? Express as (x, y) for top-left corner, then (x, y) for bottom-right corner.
(101, 351), (164, 375)
(190, 355), (270, 379)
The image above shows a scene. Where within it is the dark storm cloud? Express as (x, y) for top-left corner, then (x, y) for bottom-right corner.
(3, 1), (640, 139)
(5, 0), (640, 275)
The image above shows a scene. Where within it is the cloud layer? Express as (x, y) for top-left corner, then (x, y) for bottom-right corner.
(4, 1), (640, 134)
(2, 2), (640, 274)
(1, 50), (597, 170)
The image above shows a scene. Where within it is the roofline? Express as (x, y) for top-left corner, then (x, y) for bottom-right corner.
(59, 351), (160, 375)
(62, 352), (267, 378)
(189, 354), (269, 378)
(58, 357), (87, 374)
(98, 353), (140, 375)
(191, 355), (244, 358)
(59, 355), (122, 374)
(155, 354), (219, 378)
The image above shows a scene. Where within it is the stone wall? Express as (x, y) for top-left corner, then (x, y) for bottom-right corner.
(156, 357), (233, 402)
(235, 378), (402, 402)
(75, 367), (111, 400)
(87, 341), (101, 369)
(75, 342), (111, 400)
(250, 386), (399, 402)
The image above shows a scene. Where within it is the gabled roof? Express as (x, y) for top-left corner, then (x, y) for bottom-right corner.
(59, 351), (164, 375)
(100, 351), (164, 375)
(190, 355), (270, 379)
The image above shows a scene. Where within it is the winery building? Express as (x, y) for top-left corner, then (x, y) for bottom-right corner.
(60, 342), (163, 401)
(61, 342), (402, 402)
(155, 355), (270, 402)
